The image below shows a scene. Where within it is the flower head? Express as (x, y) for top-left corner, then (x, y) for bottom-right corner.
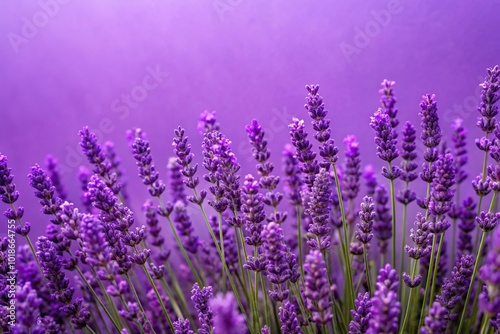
(303, 250), (332, 324)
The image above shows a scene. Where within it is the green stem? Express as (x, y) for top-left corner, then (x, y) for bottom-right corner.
(400, 258), (418, 332)
(479, 314), (491, 334)
(296, 205), (305, 283)
(363, 245), (372, 295)
(457, 232), (487, 333)
(429, 232), (446, 307)
(332, 163), (355, 316)
(418, 234), (437, 329)
(388, 162), (397, 270)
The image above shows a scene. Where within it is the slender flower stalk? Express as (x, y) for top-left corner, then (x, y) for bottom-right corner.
(370, 108), (401, 270)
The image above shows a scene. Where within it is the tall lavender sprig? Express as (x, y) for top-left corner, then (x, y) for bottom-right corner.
(28, 164), (63, 225)
(349, 292), (372, 334)
(167, 157), (187, 205)
(288, 118), (319, 190)
(131, 137), (166, 197)
(367, 265), (400, 334)
(279, 301), (302, 334)
(356, 196), (375, 292)
(262, 222), (291, 302)
(343, 135), (361, 202)
(420, 302), (448, 334)
(370, 108), (401, 269)
(304, 84), (339, 170)
(191, 283), (214, 334)
(79, 126), (120, 194)
(45, 155), (67, 201)
(303, 250), (332, 325)
(379, 80), (399, 128)
(306, 168), (332, 252)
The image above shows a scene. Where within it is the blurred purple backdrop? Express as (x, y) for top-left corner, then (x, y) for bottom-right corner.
(1, 0), (499, 238)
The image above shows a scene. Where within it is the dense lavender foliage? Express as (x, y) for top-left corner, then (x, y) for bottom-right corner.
(1, 66), (500, 334)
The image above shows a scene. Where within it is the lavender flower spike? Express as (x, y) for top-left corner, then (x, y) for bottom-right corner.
(370, 108), (401, 180)
(45, 155), (67, 200)
(303, 249), (333, 324)
(167, 157), (187, 204)
(379, 79), (399, 128)
(288, 117), (319, 189)
(304, 84), (339, 169)
(173, 319), (194, 334)
(262, 221), (291, 302)
(477, 65), (500, 134)
(279, 301), (302, 334)
(191, 283), (214, 334)
(479, 224), (500, 315)
(420, 302), (448, 334)
(28, 164), (63, 225)
(349, 292), (372, 334)
(429, 153), (456, 218)
(343, 135), (361, 201)
(368, 266), (400, 334)
(306, 168), (332, 252)
(356, 196), (375, 245)
(132, 137), (166, 197)
(210, 292), (246, 334)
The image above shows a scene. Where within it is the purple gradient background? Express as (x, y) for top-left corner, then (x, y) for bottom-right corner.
(1, 0), (499, 238)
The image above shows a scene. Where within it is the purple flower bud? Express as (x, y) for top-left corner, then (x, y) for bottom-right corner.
(349, 292), (372, 334)
(451, 118), (468, 184)
(243, 174), (266, 246)
(168, 157), (187, 205)
(282, 144), (303, 206)
(173, 201), (200, 254)
(476, 211), (500, 232)
(304, 84), (339, 169)
(191, 283), (214, 334)
(279, 301), (302, 334)
(306, 168), (332, 251)
(198, 110), (219, 135)
(379, 80), (399, 128)
(174, 318), (194, 334)
(405, 213), (431, 260)
(356, 196), (375, 244)
(368, 267), (400, 334)
(289, 118), (320, 189)
(173, 127), (201, 194)
(132, 137), (166, 197)
(458, 197), (476, 257)
(429, 153), (456, 216)
(303, 250), (332, 324)
(436, 254), (474, 314)
(477, 65), (500, 134)
(45, 155), (67, 201)
(373, 185), (392, 255)
(262, 222), (291, 302)
(28, 164), (63, 224)
(343, 135), (361, 200)
(420, 302), (448, 334)
(419, 94), (442, 152)
(370, 108), (400, 164)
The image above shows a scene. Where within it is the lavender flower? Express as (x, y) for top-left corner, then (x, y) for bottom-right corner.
(436, 254), (474, 315)
(303, 250), (332, 324)
(242, 174), (266, 246)
(457, 197), (476, 257)
(45, 155), (67, 201)
(304, 84), (339, 169)
(397, 121), (418, 204)
(419, 94), (442, 162)
(289, 117), (320, 189)
(28, 164), (63, 225)
(279, 301), (302, 334)
(79, 126), (120, 193)
(370, 108), (401, 180)
(210, 292), (246, 334)
(13, 282), (44, 334)
(451, 118), (468, 184)
(356, 196), (375, 245)
(373, 185), (392, 255)
(173, 201), (200, 254)
(379, 79), (399, 128)
(198, 110), (219, 134)
(428, 153), (456, 217)
(479, 225), (500, 315)
(282, 144), (303, 206)
(174, 319), (194, 334)
(77, 166), (93, 213)
(343, 135), (361, 201)
(0, 154), (19, 205)
(168, 157), (187, 204)
(191, 283), (214, 334)
(476, 211), (500, 232)
(306, 168), (332, 251)
(349, 292), (373, 334)
(405, 213), (431, 260)
(420, 302), (448, 334)
(132, 137), (166, 197)
(368, 266), (400, 334)
(262, 221), (291, 302)
(477, 65), (500, 135)
(142, 199), (165, 251)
